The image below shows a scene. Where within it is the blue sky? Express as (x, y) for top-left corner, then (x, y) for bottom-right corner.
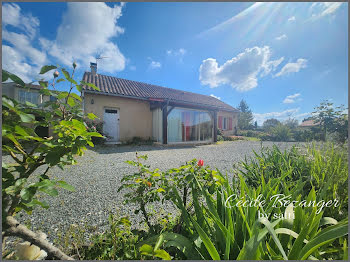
(2, 2), (348, 125)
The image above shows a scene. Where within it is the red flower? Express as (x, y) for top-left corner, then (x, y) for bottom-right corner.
(197, 159), (204, 167)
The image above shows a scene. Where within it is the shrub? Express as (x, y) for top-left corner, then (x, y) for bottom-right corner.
(271, 124), (292, 141)
(217, 135), (224, 141)
(85, 120), (106, 144)
(2, 66), (103, 259)
(239, 143), (348, 220)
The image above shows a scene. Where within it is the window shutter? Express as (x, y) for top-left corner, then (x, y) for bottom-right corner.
(218, 116), (223, 129)
(229, 117), (233, 130)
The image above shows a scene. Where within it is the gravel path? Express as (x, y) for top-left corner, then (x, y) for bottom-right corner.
(4, 141), (301, 242)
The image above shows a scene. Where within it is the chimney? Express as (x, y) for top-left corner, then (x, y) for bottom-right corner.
(90, 62), (97, 76)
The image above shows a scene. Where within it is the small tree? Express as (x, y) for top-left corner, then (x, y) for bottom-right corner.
(284, 118), (299, 129)
(2, 64), (102, 259)
(312, 100), (348, 142)
(262, 118), (281, 131)
(237, 99), (253, 130)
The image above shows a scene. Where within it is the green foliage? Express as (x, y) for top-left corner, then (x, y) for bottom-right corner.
(117, 153), (166, 230)
(239, 143), (348, 221)
(237, 99), (254, 130)
(312, 100), (348, 143)
(270, 124), (292, 141)
(217, 135), (224, 141)
(263, 118), (281, 131)
(81, 215), (140, 260)
(2, 66), (102, 228)
(85, 120), (105, 144)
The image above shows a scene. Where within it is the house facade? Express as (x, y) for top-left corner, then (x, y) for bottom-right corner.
(2, 82), (58, 137)
(2, 82), (55, 105)
(82, 64), (239, 144)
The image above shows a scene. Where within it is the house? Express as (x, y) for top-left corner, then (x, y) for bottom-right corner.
(2, 82), (57, 137)
(299, 119), (319, 128)
(82, 63), (239, 144)
(2, 82), (56, 105)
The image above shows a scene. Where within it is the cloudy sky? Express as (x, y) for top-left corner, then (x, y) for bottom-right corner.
(2, 2), (348, 125)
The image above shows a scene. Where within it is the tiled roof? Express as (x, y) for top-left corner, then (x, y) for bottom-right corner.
(82, 72), (238, 112)
(299, 120), (319, 127)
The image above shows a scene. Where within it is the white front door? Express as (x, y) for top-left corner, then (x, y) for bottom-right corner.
(103, 109), (119, 142)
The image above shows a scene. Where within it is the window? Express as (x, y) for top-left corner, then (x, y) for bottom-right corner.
(50, 95), (58, 102)
(223, 117), (227, 130)
(167, 108), (213, 143)
(18, 90), (39, 105)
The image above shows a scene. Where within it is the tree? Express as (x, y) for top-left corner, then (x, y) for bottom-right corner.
(262, 118), (281, 131)
(2, 65), (103, 259)
(254, 121), (258, 129)
(312, 100), (348, 142)
(237, 99), (253, 130)
(284, 118), (299, 129)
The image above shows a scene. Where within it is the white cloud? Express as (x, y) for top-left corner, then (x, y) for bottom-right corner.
(2, 3), (39, 39)
(283, 93), (301, 104)
(40, 2), (126, 73)
(166, 48), (186, 62)
(287, 16), (296, 22)
(129, 65), (136, 71)
(310, 2), (343, 19)
(3, 30), (47, 66)
(197, 3), (266, 37)
(2, 2), (127, 82)
(275, 34), (287, 41)
(2, 45), (39, 83)
(2, 4), (50, 82)
(210, 94), (221, 100)
(199, 46), (283, 91)
(254, 108), (301, 125)
(149, 60), (161, 69)
(254, 108), (311, 125)
(274, 58), (307, 77)
(167, 48), (186, 56)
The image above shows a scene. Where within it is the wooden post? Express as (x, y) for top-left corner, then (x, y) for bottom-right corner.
(213, 111), (217, 142)
(162, 104), (168, 144)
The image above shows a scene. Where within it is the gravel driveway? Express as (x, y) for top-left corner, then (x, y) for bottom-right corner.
(5, 141), (300, 242)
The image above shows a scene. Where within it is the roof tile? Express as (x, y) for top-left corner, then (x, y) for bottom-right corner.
(82, 72), (237, 111)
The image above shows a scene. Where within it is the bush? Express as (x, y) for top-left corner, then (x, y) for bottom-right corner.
(271, 124), (292, 141)
(85, 120), (106, 144)
(217, 135), (224, 141)
(237, 130), (272, 141)
(223, 135), (244, 141)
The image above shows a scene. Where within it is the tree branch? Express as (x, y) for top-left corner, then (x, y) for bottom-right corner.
(4, 216), (73, 260)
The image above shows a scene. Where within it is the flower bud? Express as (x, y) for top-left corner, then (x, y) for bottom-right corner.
(53, 71), (59, 78)
(73, 61), (77, 69)
(197, 159), (204, 167)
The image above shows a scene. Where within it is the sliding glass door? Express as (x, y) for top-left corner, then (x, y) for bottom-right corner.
(167, 107), (213, 143)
